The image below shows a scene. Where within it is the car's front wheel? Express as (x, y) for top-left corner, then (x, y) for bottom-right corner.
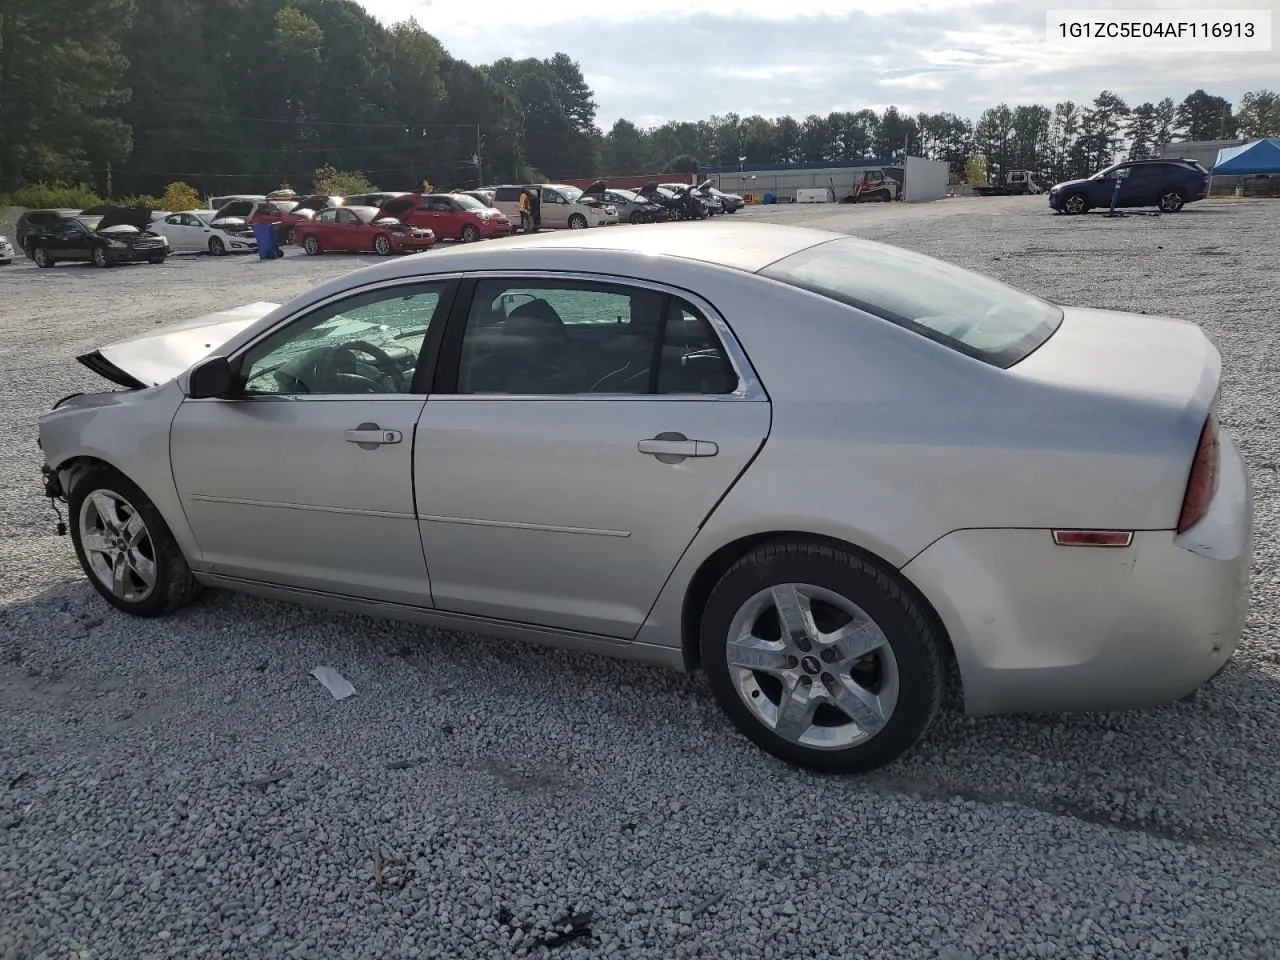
(68, 465), (202, 617)
(303, 235), (322, 256)
(1062, 193), (1089, 215)
(1158, 189), (1186, 213)
(32, 246), (53, 268)
(461, 224), (480, 242)
(374, 234), (393, 256)
(91, 246), (111, 268)
(208, 236), (226, 256)
(700, 541), (943, 774)
(568, 213), (588, 229)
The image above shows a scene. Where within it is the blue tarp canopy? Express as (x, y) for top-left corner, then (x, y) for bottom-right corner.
(1213, 138), (1280, 175)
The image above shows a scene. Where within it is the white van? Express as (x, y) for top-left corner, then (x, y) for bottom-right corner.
(491, 182), (619, 230)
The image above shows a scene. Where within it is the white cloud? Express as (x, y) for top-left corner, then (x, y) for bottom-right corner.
(357, 0), (1279, 129)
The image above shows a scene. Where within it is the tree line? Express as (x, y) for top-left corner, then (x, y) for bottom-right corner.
(2, 0), (1278, 202)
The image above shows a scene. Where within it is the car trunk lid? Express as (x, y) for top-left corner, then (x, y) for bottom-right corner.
(76, 301), (281, 389)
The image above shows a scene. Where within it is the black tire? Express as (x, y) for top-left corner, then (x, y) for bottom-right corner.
(209, 236), (226, 256)
(1158, 189), (1186, 213)
(67, 464), (202, 617)
(461, 224), (480, 242)
(303, 235), (321, 256)
(148, 255), (166, 264)
(91, 245), (111, 268)
(700, 541), (943, 774)
(32, 246), (53, 268)
(374, 234), (393, 256)
(727, 206), (739, 214)
(1062, 192), (1089, 215)
(568, 213), (588, 230)
(630, 210), (645, 224)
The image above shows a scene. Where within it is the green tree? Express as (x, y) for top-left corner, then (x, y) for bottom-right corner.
(313, 163), (375, 195)
(1127, 102), (1158, 158)
(602, 119), (648, 174)
(0, 0), (136, 192)
(1236, 89), (1280, 138)
(1154, 96), (1176, 148)
(1176, 89), (1234, 140)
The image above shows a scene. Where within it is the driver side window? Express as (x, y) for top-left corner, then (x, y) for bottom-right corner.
(238, 284), (445, 397)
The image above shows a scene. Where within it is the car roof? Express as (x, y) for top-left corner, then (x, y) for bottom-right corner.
(358, 221), (840, 277)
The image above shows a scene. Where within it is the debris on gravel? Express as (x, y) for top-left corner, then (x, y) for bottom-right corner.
(2, 198), (1278, 959)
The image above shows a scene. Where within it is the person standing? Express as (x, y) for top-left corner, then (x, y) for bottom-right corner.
(519, 189), (532, 234)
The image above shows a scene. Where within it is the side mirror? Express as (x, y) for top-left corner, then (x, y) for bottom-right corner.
(188, 356), (235, 399)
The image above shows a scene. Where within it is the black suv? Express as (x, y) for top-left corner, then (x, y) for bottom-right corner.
(1048, 158), (1210, 215)
(24, 207), (169, 268)
(15, 209), (82, 257)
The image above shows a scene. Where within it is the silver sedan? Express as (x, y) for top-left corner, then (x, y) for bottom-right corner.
(36, 222), (1253, 773)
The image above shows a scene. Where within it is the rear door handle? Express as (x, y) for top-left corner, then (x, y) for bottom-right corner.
(344, 423), (402, 447)
(638, 433), (718, 461)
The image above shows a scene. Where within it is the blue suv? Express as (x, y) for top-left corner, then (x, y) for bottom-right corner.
(1049, 158), (1210, 215)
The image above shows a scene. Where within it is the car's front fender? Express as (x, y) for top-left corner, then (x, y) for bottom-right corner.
(38, 383), (198, 560)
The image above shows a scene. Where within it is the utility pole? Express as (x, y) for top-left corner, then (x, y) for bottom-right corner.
(476, 125), (483, 187)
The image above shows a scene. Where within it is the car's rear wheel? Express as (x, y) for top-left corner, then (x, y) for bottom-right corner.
(68, 465), (202, 617)
(32, 246), (53, 268)
(208, 236), (226, 256)
(700, 541), (943, 773)
(91, 246), (111, 268)
(461, 224), (480, 243)
(303, 235), (321, 256)
(1062, 193), (1089, 215)
(1158, 190), (1186, 213)
(374, 234), (393, 256)
(568, 213), (588, 229)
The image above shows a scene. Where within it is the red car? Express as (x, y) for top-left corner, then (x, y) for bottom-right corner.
(246, 195), (342, 242)
(294, 205), (435, 256)
(378, 192), (511, 242)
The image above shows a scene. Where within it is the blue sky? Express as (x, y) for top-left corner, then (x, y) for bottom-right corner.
(361, 0), (1277, 128)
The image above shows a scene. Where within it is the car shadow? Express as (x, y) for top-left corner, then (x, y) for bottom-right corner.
(4, 578), (1278, 854)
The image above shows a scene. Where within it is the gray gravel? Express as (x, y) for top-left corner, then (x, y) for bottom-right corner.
(2, 196), (1279, 959)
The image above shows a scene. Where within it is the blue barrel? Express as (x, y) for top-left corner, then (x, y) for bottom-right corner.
(252, 222), (282, 259)
(763, 193), (776, 204)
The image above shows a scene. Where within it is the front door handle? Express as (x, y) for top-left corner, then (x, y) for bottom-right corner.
(638, 432), (718, 463)
(345, 423), (402, 449)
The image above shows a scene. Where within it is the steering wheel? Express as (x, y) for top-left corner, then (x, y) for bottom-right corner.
(319, 340), (406, 393)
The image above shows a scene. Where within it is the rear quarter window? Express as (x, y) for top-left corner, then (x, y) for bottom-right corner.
(494, 187), (521, 202)
(759, 237), (1063, 368)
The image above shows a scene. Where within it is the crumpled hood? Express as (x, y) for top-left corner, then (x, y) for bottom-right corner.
(77, 301), (280, 389)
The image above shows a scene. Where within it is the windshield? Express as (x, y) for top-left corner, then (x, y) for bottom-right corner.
(271, 201), (300, 213)
(347, 206), (379, 222)
(759, 237), (1062, 367)
(558, 185), (583, 201)
(453, 194), (487, 211)
(613, 190), (639, 201)
(74, 217), (101, 230)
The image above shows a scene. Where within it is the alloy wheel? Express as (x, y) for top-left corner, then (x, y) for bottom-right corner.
(33, 247), (50, 268)
(1064, 194), (1087, 214)
(374, 234), (393, 256)
(78, 490), (157, 603)
(569, 214), (587, 229)
(462, 225), (480, 242)
(304, 236), (320, 255)
(1159, 191), (1185, 213)
(209, 237), (226, 256)
(725, 583), (899, 750)
(92, 246), (109, 267)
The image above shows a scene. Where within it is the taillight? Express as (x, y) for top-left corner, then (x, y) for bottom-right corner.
(1177, 414), (1219, 533)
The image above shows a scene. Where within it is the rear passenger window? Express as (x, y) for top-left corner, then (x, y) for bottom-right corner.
(494, 187), (520, 202)
(451, 279), (737, 396)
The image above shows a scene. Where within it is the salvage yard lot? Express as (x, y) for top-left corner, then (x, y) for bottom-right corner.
(2, 196), (1278, 958)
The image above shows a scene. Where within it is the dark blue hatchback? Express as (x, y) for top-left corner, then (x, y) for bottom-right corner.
(1049, 158), (1210, 215)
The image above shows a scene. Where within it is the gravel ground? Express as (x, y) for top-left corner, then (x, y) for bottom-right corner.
(2, 196), (1278, 960)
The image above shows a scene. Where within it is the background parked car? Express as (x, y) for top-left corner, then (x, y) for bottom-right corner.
(247, 195), (341, 242)
(461, 189), (496, 208)
(491, 182), (618, 229)
(601, 188), (666, 223)
(0, 233), (15, 264)
(153, 210), (258, 255)
(1049, 158), (1210, 214)
(294, 205), (435, 256)
(665, 182), (722, 215)
(25, 207), (169, 268)
(208, 194), (264, 212)
(705, 185), (744, 213)
(378, 192), (511, 242)
(15, 209), (82, 257)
